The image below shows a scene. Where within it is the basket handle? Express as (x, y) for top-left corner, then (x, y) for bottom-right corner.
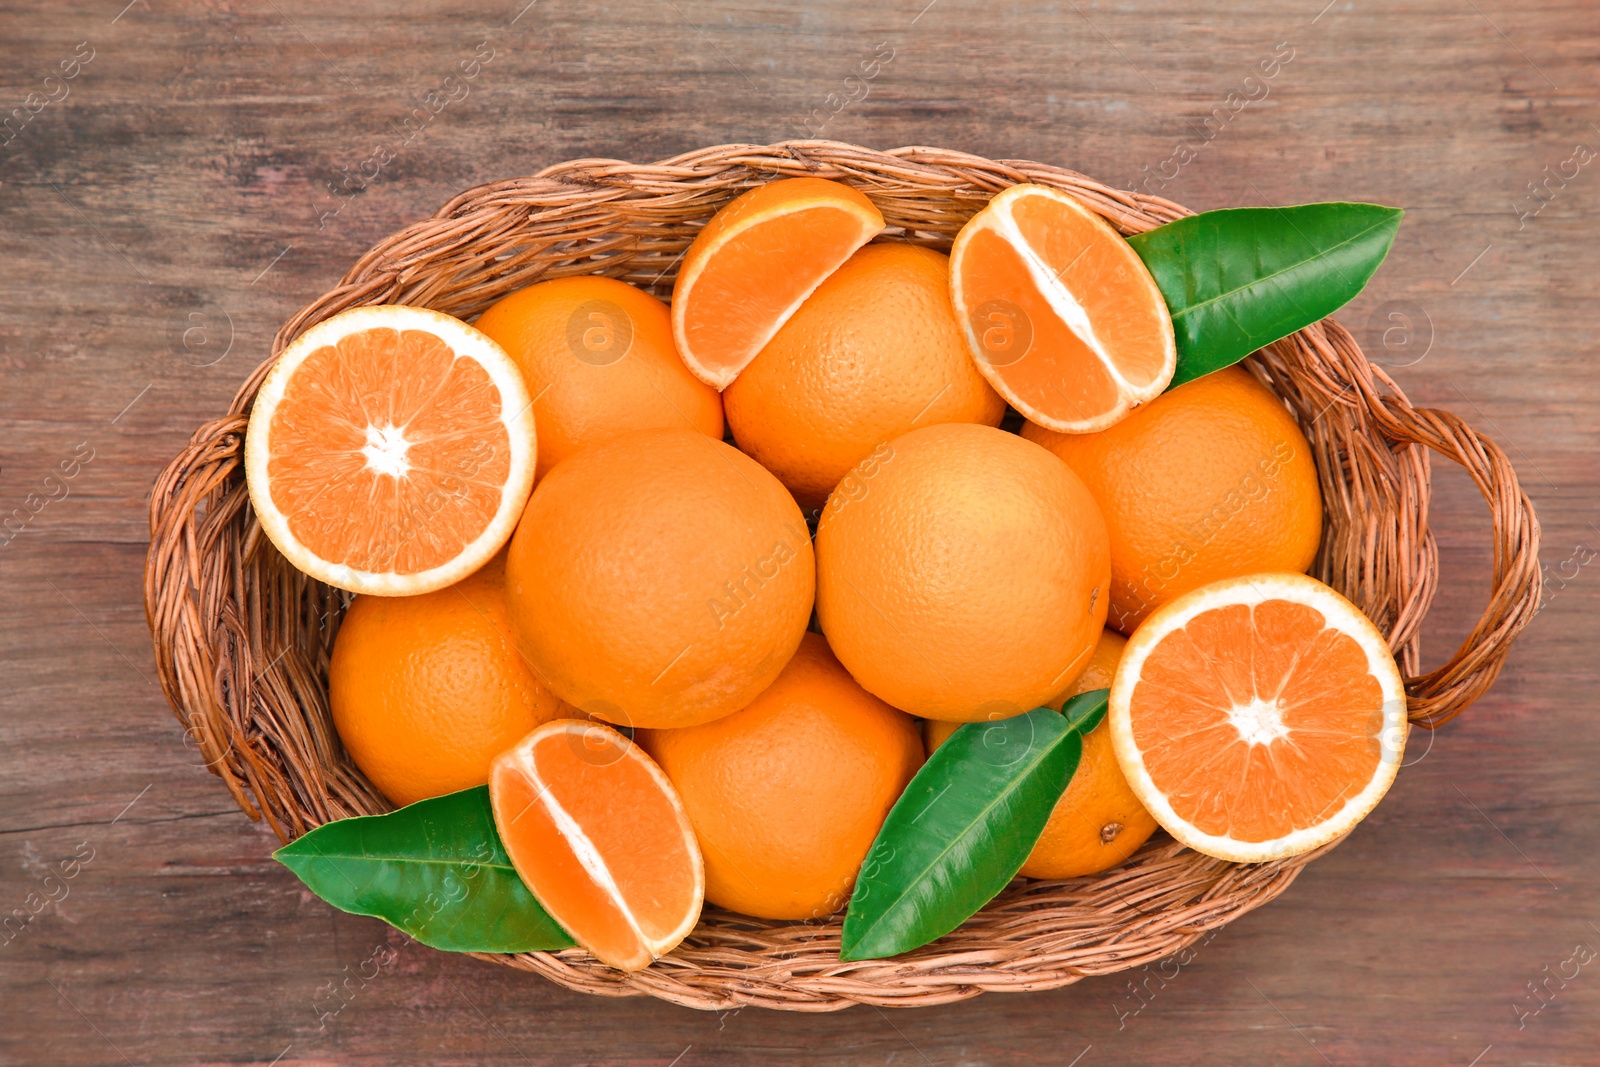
(1371, 396), (1542, 727)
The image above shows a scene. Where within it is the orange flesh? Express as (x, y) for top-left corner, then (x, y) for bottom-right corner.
(957, 226), (1122, 421)
(1009, 196), (1173, 389)
(491, 728), (699, 966)
(265, 327), (511, 574)
(491, 768), (642, 967)
(1128, 599), (1384, 843)
(679, 205), (875, 378)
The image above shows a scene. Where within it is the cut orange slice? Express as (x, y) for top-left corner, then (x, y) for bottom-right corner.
(949, 184), (1176, 432)
(1109, 573), (1407, 863)
(671, 177), (884, 390)
(244, 305), (536, 596)
(489, 720), (704, 972)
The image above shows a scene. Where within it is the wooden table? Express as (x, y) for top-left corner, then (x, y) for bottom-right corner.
(3, 0), (1595, 1062)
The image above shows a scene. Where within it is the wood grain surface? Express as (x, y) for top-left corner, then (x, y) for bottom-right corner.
(2, 0), (1596, 1063)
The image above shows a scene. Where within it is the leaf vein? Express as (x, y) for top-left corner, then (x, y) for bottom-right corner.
(1162, 216), (1397, 324)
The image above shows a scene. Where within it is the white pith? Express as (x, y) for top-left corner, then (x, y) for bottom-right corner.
(990, 199), (1125, 389)
(360, 423), (412, 478)
(1228, 697), (1291, 746)
(243, 304), (536, 596)
(670, 194), (883, 390)
(949, 184), (1177, 433)
(1108, 572), (1408, 864)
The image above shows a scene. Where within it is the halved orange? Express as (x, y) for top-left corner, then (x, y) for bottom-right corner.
(489, 720), (704, 972)
(244, 305), (536, 596)
(949, 184), (1176, 432)
(1109, 573), (1407, 863)
(671, 177), (884, 389)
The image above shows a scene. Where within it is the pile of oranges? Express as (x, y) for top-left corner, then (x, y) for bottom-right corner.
(245, 178), (1407, 972)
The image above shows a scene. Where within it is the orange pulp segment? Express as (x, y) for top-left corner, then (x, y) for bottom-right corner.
(489, 720), (704, 972)
(1109, 573), (1407, 863)
(671, 177), (885, 389)
(949, 184), (1176, 433)
(244, 305), (536, 596)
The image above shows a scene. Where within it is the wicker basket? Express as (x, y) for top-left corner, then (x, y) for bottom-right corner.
(144, 141), (1542, 1012)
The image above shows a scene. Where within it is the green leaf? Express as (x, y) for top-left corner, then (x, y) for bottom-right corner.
(841, 697), (1107, 961)
(275, 786), (575, 953)
(1060, 687), (1109, 735)
(1128, 202), (1403, 387)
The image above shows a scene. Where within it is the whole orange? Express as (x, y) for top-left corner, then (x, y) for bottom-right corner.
(923, 629), (1160, 879)
(1022, 365), (1322, 633)
(475, 275), (723, 483)
(504, 427), (814, 730)
(328, 554), (567, 807)
(921, 627), (1127, 750)
(723, 244), (1005, 511)
(639, 632), (923, 920)
(815, 422), (1109, 721)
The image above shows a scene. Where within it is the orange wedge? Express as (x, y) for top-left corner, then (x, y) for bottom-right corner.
(1109, 573), (1407, 863)
(671, 177), (884, 389)
(489, 720), (704, 972)
(949, 184), (1176, 432)
(244, 305), (536, 596)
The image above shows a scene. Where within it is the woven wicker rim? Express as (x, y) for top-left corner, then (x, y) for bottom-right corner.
(143, 141), (1542, 1012)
